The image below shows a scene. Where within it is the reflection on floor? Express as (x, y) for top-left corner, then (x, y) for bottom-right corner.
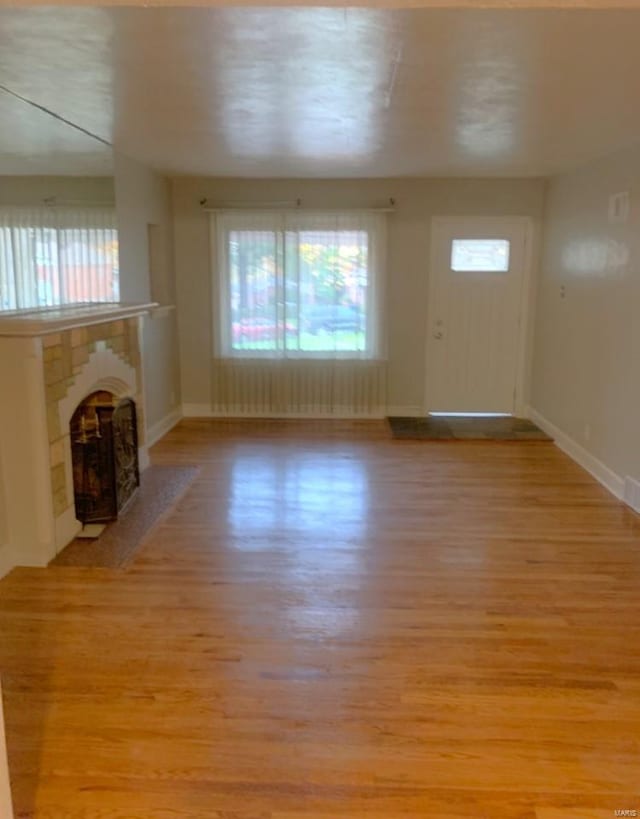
(0, 418), (639, 818)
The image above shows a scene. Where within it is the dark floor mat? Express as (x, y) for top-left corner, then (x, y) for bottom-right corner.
(388, 415), (552, 441)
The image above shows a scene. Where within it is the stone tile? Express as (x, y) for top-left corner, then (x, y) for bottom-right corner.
(43, 333), (62, 348)
(51, 462), (66, 494)
(43, 345), (62, 362)
(52, 486), (69, 518)
(46, 380), (68, 403)
(47, 402), (61, 442)
(70, 327), (88, 347)
(88, 325), (106, 343)
(108, 336), (125, 355)
(44, 359), (63, 386)
(61, 334), (73, 378)
(50, 438), (65, 467)
(72, 346), (89, 368)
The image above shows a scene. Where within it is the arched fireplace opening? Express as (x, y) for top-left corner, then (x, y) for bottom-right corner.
(70, 391), (140, 524)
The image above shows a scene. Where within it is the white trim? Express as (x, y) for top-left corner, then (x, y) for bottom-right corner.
(211, 210), (387, 362)
(513, 218), (537, 417)
(425, 216), (535, 416)
(149, 304), (176, 320)
(527, 406), (624, 500)
(0, 682), (14, 819)
(146, 408), (183, 447)
(0, 302), (156, 337)
(182, 403), (385, 420)
(623, 477), (640, 514)
(54, 504), (83, 554)
(386, 405), (424, 418)
(138, 447), (150, 472)
(203, 205), (396, 214)
(0, 546), (13, 582)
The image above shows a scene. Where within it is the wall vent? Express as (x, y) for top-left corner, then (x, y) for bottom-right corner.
(623, 476), (640, 513)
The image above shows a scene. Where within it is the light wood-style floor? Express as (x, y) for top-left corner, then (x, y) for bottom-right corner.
(1, 419), (640, 818)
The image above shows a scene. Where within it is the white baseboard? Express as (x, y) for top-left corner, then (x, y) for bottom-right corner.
(386, 405), (424, 418)
(527, 406), (624, 500)
(54, 506), (83, 554)
(0, 545), (13, 582)
(623, 476), (640, 514)
(0, 680), (14, 819)
(146, 407), (183, 447)
(182, 403), (213, 418)
(183, 403), (425, 420)
(138, 446), (150, 472)
(182, 403), (385, 420)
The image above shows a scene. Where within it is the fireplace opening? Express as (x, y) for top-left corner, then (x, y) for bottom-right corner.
(70, 391), (140, 524)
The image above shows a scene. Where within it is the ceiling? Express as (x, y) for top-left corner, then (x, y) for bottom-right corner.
(1, 7), (640, 178)
(0, 89), (113, 175)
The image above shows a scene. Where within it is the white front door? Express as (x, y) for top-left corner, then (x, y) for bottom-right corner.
(426, 217), (530, 415)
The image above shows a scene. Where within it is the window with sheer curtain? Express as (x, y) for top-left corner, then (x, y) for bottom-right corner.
(0, 206), (119, 312)
(214, 210), (386, 359)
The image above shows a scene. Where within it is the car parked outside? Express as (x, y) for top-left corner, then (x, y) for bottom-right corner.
(303, 304), (362, 334)
(232, 317), (296, 343)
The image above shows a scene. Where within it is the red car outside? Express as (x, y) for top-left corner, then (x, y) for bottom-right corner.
(232, 318), (295, 342)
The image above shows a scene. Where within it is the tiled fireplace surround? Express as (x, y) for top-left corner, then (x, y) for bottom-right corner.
(0, 306), (152, 574)
(44, 320), (144, 520)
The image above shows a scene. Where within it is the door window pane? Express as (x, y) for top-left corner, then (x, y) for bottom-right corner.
(451, 239), (510, 272)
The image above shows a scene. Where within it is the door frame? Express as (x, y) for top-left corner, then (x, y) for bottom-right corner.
(424, 215), (536, 417)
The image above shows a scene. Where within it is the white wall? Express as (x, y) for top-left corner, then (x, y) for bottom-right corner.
(0, 443), (9, 579)
(114, 154), (181, 432)
(1, 164), (183, 438)
(0, 176), (118, 575)
(0, 682), (13, 819)
(0, 175), (114, 206)
(531, 141), (640, 489)
(172, 176), (545, 414)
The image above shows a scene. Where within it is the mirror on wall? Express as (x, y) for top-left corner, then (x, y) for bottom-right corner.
(0, 87), (118, 313)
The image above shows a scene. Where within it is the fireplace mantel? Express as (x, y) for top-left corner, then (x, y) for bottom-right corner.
(0, 310), (149, 578)
(0, 302), (157, 337)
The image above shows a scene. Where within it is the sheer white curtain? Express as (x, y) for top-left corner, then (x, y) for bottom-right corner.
(0, 206), (119, 312)
(214, 209), (386, 360)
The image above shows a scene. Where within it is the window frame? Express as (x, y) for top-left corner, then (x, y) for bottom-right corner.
(0, 205), (119, 314)
(212, 209), (386, 361)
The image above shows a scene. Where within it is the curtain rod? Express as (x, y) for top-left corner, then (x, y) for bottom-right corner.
(199, 197), (396, 213)
(42, 198), (115, 207)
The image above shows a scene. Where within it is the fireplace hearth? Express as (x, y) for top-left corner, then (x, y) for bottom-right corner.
(71, 391), (140, 524)
(0, 305), (152, 577)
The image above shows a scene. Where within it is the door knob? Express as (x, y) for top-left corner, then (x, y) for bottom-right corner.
(434, 331), (443, 340)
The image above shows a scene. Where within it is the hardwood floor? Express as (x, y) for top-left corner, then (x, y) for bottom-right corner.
(1, 418), (640, 818)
